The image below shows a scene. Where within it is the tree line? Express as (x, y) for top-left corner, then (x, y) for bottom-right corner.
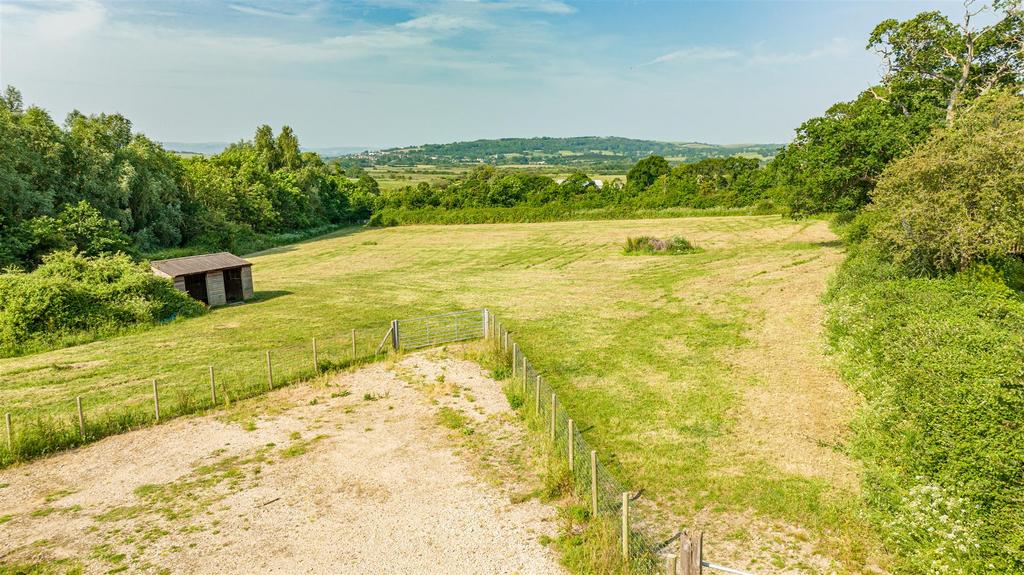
(0, 90), (380, 270)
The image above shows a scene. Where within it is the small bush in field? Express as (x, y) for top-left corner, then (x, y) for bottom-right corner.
(623, 235), (700, 255)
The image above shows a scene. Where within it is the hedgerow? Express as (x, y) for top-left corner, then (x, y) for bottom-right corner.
(0, 251), (205, 356)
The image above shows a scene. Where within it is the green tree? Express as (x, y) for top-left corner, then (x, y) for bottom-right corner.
(867, 90), (1024, 273)
(869, 1), (1024, 123)
(626, 155), (670, 191)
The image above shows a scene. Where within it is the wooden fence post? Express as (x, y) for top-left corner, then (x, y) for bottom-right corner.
(680, 530), (703, 575)
(351, 328), (357, 359)
(522, 355), (527, 386)
(152, 379), (160, 422)
(265, 350), (274, 390)
(590, 450), (598, 517)
(690, 531), (703, 574)
(512, 343), (519, 377)
(312, 337), (319, 373)
(76, 396), (85, 438)
(209, 366), (217, 405)
(550, 393), (556, 441)
(482, 309), (489, 339)
(567, 418), (575, 470)
(534, 375), (541, 414)
(390, 319), (400, 350)
(622, 492), (630, 560)
(665, 554), (678, 575)
(4, 413), (10, 451)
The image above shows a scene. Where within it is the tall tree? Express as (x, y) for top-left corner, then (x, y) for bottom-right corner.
(869, 0), (1024, 123)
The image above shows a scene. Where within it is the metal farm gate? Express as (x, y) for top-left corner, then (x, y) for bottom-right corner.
(382, 309), (487, 352)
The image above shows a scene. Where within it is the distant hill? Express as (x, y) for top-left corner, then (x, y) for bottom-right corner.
(162, 142), (372, 157)
(347, 137), (783, 169)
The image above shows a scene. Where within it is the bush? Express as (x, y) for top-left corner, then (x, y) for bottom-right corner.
(867, 91), (1024, 274)
(0, 251), (205, 356)
(622, 235), (700, 255)
(827, 242), (1024, 574)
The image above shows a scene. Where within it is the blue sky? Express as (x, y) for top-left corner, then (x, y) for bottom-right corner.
(0, 0), (960, 149)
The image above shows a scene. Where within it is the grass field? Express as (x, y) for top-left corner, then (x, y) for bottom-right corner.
(366, 164), (625, 191)
(0, 216), (883, 573)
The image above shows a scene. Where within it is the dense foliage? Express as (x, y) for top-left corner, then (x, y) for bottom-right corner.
(622, 236), (699, 255)
(867, 91), (1024, 274)
(350, 136), (779, 170)
(827, 239), (1024, 574)
(0, 251), (205, 355)
(0, 86), (371, 270)
(370, 156), (770, 218)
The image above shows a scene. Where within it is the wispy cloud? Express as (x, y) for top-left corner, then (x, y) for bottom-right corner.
(3, 0), (107, 43)
(227, 2), (323, 20)
(750, 38), (852, 64)
(643, 38), (853, 67)
(397, 14), (492, 31)
(490, 0), (576, 15)
(643, 47), (740, 66)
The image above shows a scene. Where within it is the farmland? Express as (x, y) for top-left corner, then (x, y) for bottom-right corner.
(0, 215), (880, 573)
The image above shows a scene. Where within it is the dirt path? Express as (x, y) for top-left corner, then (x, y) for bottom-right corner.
(0, 350), (564, 575)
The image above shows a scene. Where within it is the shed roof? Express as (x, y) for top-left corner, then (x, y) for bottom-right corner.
(150, 252), (251, 277)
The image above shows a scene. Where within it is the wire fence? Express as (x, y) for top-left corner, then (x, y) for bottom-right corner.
(488, 312), (662, 573)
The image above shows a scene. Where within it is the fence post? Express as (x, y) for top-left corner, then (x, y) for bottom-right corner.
(535, 375), (541, 414)
(512, 344), (519, 377)
(550, 393), (556, 441)
(266, 350), (274, 390)
(522, 355), (527, 386)
(351, 328), (357, 359)
(4, 413), (10, 451)
(665, 554), (678, 575)
(152, 379), (160, 422)
(391, 319), (400, 350)
(482, 309), (489, 339)
(680, 530), (703, 575)
(503, 330), (509, 354)
(312, 337), (319, 373)
(76, 396), (85, 438)
(209, 366), (217, 405)
(568, 418), (575, 470)
(590, 450), (598, 517)
(690, 531), (703, 575)
(622, 492), (630, 560)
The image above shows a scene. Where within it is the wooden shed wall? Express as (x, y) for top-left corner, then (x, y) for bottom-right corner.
(241, 266), (254, 299)
(205, 271), (226, 306)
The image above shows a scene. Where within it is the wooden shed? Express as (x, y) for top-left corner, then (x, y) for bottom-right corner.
(151, 252), (254, 307)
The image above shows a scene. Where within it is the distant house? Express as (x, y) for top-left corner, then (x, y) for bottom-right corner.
(151, 252), (253, 306)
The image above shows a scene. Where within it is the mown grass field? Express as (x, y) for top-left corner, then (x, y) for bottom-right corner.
(0, 216), (882, 573)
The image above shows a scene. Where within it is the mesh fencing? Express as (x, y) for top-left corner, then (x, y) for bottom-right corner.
(490, 315), (661, 573)
(0, 313), (478, 467)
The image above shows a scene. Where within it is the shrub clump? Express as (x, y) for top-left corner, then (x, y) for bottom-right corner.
(622, 235), (700, 255)
(0, 251), (205, 356)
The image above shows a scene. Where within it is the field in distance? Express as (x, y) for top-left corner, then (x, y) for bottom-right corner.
(0, 215), (883, 574)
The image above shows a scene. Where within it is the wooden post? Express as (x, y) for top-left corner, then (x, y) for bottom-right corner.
(209, 366), (217, 405)
(690, 531), (703, 575)
(534, 375), (541, 414)
(550, 393), (556, 441)
(503, 330), (509, 354)
(567, 418), (575, 470)
(482, 309), (489, 339)
(665, 554), (678, 575)
(522, 355), (527, 386)
(152, 379), (160, 422)
(4, 413), (10, 451)
(265, 350), (273, 390)
(680, 530), (703, 575)
(351, 328), (357, 359)
(76, 396), (85, 438)
(621, 492), (630, 560)
(390, 319), (400, 350)
(312, 337), (319, 373)
(590, 450), (598, 517)
(512, 343), (518, 377)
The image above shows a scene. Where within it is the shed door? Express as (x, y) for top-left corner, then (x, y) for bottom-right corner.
(183, 273), (209, 304)
(223, 267), (244, 303)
